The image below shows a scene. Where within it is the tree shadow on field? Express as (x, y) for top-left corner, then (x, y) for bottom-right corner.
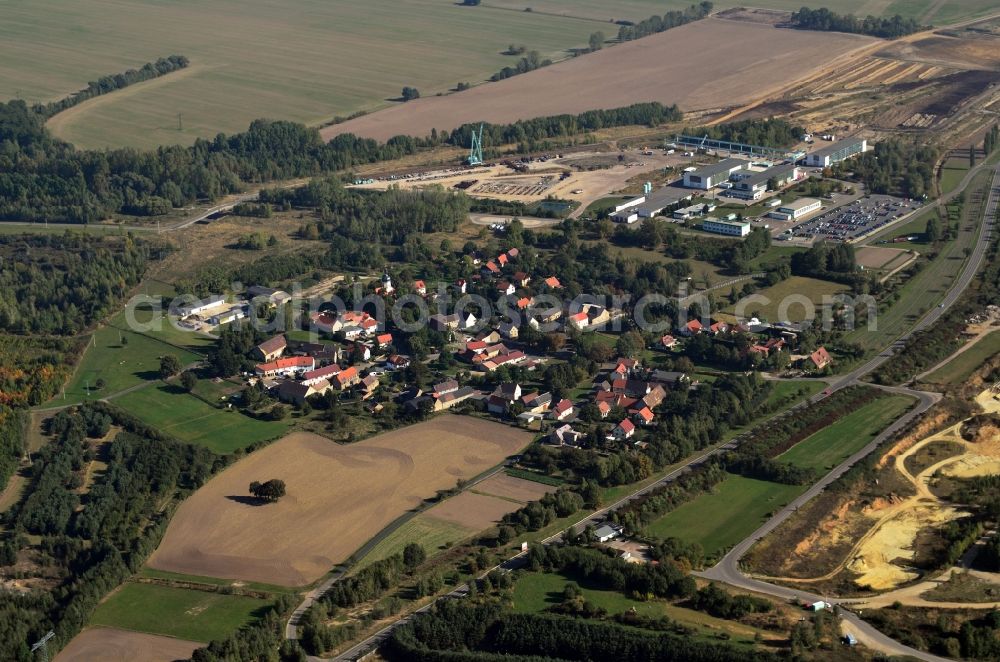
(225, 495), (269, 506)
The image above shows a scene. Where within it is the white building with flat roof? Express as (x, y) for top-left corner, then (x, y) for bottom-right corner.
(702, 218), (751, 237)
(769, 197), (822, 221)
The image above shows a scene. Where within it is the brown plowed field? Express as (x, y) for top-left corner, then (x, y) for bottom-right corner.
(473, 473), (554, 502)
(54, 627), (200, 662)
(322, 17), (875, 142)
(425, 491), (522, 529)
(147, 419), (532, 587)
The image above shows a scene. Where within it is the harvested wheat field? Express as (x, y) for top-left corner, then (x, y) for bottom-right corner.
(324, 17), (875, 142)
(148, 418), (532, 586)
(54, 627), (199, 662)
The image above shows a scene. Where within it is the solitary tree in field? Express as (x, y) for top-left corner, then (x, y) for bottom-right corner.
(180, 371), (198, 392)
(249, 479), (286, 503)
(159, 354), (181, 379)
(589, 31), (605, 51)
(401, 86), (420, 102)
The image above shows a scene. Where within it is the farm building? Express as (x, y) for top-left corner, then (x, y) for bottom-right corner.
(278, 379), (330, 406)
(300, 363), (343, 387)
(434, 386), (477, 411)
(209, 305), (247, 326)
(176, 294), (226, 318)
(803, 137), (867, 167)
(729, 163), (801, 200)
(702, 218), (751, 237)
(253, 335), (287, 362)
(682, 158), (745, 190)
(769, 198), (822, 221)
(247, 286), (291, 306)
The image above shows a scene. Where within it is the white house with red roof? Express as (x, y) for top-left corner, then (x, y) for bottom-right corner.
(413, 280), (427, 296)
(634, 407), (655, 426)
(551, 399), (574, 421)
(255, 356), (315, 378)
(679, 319), (703, 336)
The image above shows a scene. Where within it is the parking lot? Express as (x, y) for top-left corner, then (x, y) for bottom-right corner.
(789, 195), (920, 242)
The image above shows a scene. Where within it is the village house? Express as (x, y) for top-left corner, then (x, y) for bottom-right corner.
(679, 319), (703, 336)
(551, 399), (574, 421)
(413, 280), (427, 296)
(310, 311), (341, 335)
(497, 281), (516, 296)
(301, 363), (343, 387)
(430, 312), (477, 332)
(543, 276), (562, 290)
(634, 406), (655, 426)
(499, 321), (519, 340)
(455, 278), (467, 294)
(567, 311), (589, 331)
(596, 401), (611, 419)
(809, 346), (832, 370)
(375, 333), (393, 349)
(289, 341), (340, 363)
(433, 379), (459, 397)
(253, 335), (287, 362)
(521, 391), (553, 414)
(487, 383), (521, 414)
(594, 523), (622, 543)
(549, 424), (585, 447)
(386, 355), (411, 371)
(333, 366), (360, 390)
(359, 374), (380, 399)
(434, 386), (477, 411)
(278, 378), (330, 406)
(255, 356), (315, 378)
(513, 271), (531, 287)
(612, 419), (636, 440)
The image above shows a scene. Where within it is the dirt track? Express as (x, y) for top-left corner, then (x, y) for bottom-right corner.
(54, 627), (200, 662)
(147, 419), (532, 587)
(323, 17), (874, 142)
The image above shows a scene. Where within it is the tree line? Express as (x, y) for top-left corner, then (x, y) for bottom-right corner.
(0, 96), (681, 223)
(32, 55), (189, 119)
(790, 6), (921, 38)
(616, 2), (713, 42)
(836, 138), (937, 198)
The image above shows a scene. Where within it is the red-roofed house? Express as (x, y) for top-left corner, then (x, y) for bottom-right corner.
(482, 261), (500, 276)
(567, 311), (589, 330)
(680, 319), (703, 336)
(301, 364), (343, 386)
(455, 278), (467, 294)
(612, 419), (635, 440)
(596, 401), (611, 418)
(376, 333), (393, 349)
(551, 399), (574, 421)
(386, 355), (412, 371)
(543, 276), (562, 289)
(660, 334), (678, 349)
(516, 297), (532, 310)
(255, 356), (315, 378)
(413, 280), (427, 296)
(709, 321), (729, 335)
(506, 248), (520, 259)
(497, 253), (508, 266)
(634, 407), (655, 426)
(333, 366), (360, 389)
(809, 346), (832, 370)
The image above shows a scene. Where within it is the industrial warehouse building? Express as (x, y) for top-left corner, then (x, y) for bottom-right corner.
(804, 137), (867, 168)
(729, 163), (801, 200)
(768, 197), (822, 221)
(683, 158), (745, 189)
(610, 185), (693, 223)
(702, 218), (751, 237)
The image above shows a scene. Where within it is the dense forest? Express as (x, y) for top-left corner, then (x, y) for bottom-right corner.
(616, 2), (713, 42)
(0, 403), (221, 661)
(0, 99), (680, 223)
(0, 233), (151, 335)
(790, 7), (922, 38)
(33, 56), (189, 119)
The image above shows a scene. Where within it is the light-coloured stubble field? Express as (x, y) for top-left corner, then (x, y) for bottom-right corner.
(325, 17), (876, 142)
(53, 627), (200, 662)
(147, 419), (532, 586)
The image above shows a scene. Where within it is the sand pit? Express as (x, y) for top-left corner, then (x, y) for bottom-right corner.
(54, 627), (200, 662)
(323, 17), (874, 142)
(148, 418), (532, 586)
(848, 504), (966, 590)
(473, 473), (555, 503)
(425, 491), (521, 530)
